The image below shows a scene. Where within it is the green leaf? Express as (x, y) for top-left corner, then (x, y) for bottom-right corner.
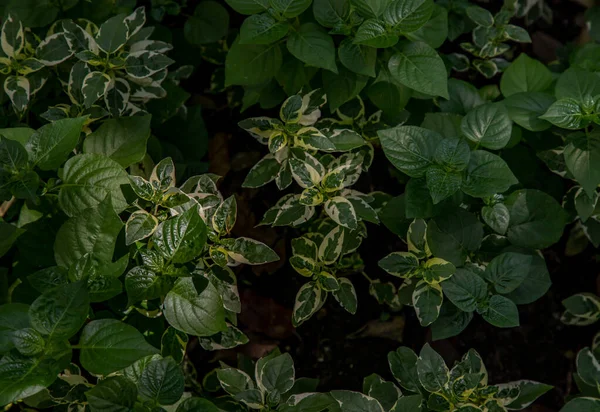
(184, 1), (230, 45)
(482, 203), (510, 235)
(83, 115), (150, 168)
(426, 165), (462, 204)
(556, 68), (600, 102)
(426, 208), (483, 266)
(25, 117), (86, 171)
(163, 278), (227, 336)
(314, 0), (350, 28)
(461, 103), (512, 150)
(258, 353), (295, 395)
(434, 138), (470, 171)
(564, 132), (600, 197)
(292, 281), (323, 326)
(0, 346), (70, 407)
(176, 398), (220, 412)
(504, 189), (568, 249)
(350, 0), (387, 18)
(243, 155), (281, 188)
(439, 79), (484, 115)
(504, 92), (554, 132)
(86, 376), (138, 412)
(406, 4), (448, 48)
(378, 125), (442, 177)
(354, 19), (399, 48)
(431, 302), (473, 340)
(553, 398), (600, 412)
(378, 252), (419, 277)
(540, 98), (590, 130)
(462, 150), (518, 198)
(484, 252), (536, 294)
(332, 277), (358, 314)
(0, 303), (29, 354)
(504, 253), (551, 305)
(442, 268), (487, 312)
(383, 0), (434, 33)
(10, 328), (44, 356)
(225, 38), (282, 86)
(480, 294), (519, 327)
(125, 266), (173, 305)
(466, 6), (493, 27)
(416, 343), (449, 392)
(0, 136), (27, 173)
(500, 54), (554, 97)
(55, 196), (123, 268)
(388, 347), (420, 392)
(331, 391), (384, 412)
(388, 41), (448, 99)
(338, 39), (376, 77)
(96, 13), (129, 54)
(153, 206), (207, 264)
(125, 51), (173, 79)
(413, 280), (443, 326)
(271, 0), (312, 17)
(225, 0), (268, 14)
(29, 281), (89, 340)
(287, 23), (337, 73)
(240, 13), (289, 44)
(58, 154), (128, 217)
(139, 357), (185, 405)
(0, 222), (24, 258)
(79, 319), (159, 376)
(323, 66), (368, 111)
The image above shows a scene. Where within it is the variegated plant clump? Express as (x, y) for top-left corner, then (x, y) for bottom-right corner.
(240, 89), (378, 230)
(214, 343), (551, 412)
(239, 89), (381, 325)
(0, 7), (177, 122)
(125, 158), (279, 350)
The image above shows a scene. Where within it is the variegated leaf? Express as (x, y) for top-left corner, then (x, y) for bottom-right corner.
(124, 7), (146, 38)
(413, 280), (443, 326)
(125, 210), (159, 245)
(324, 196), (358, 230)
(332, 277), (358, 314)
(318, 225), (344, 265)
(125, 51), (174, 79)
(105, 78), (131, 117)
(17, 58), (44, 75)
(63, 19), (99, 54)
(1, 15), (24, 58)
(96, 13), (129, 54)
(36, 33), (73, 66)
(82, 71), (111, 108)
(4, 76), (30, 112)
(292, 281), (324, 327)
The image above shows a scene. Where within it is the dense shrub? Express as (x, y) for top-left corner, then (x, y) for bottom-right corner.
(0, 0), (599, 411)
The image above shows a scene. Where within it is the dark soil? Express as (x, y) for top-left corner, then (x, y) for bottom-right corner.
(183, 1), (600, 410)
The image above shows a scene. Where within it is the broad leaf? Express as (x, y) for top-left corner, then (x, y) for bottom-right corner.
(79, 319), (159, 375)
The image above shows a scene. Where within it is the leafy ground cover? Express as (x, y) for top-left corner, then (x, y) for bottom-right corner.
(1, 0), (600, 411)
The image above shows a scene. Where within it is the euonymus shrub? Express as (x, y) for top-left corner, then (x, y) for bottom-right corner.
(215, 344), (551, 411)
